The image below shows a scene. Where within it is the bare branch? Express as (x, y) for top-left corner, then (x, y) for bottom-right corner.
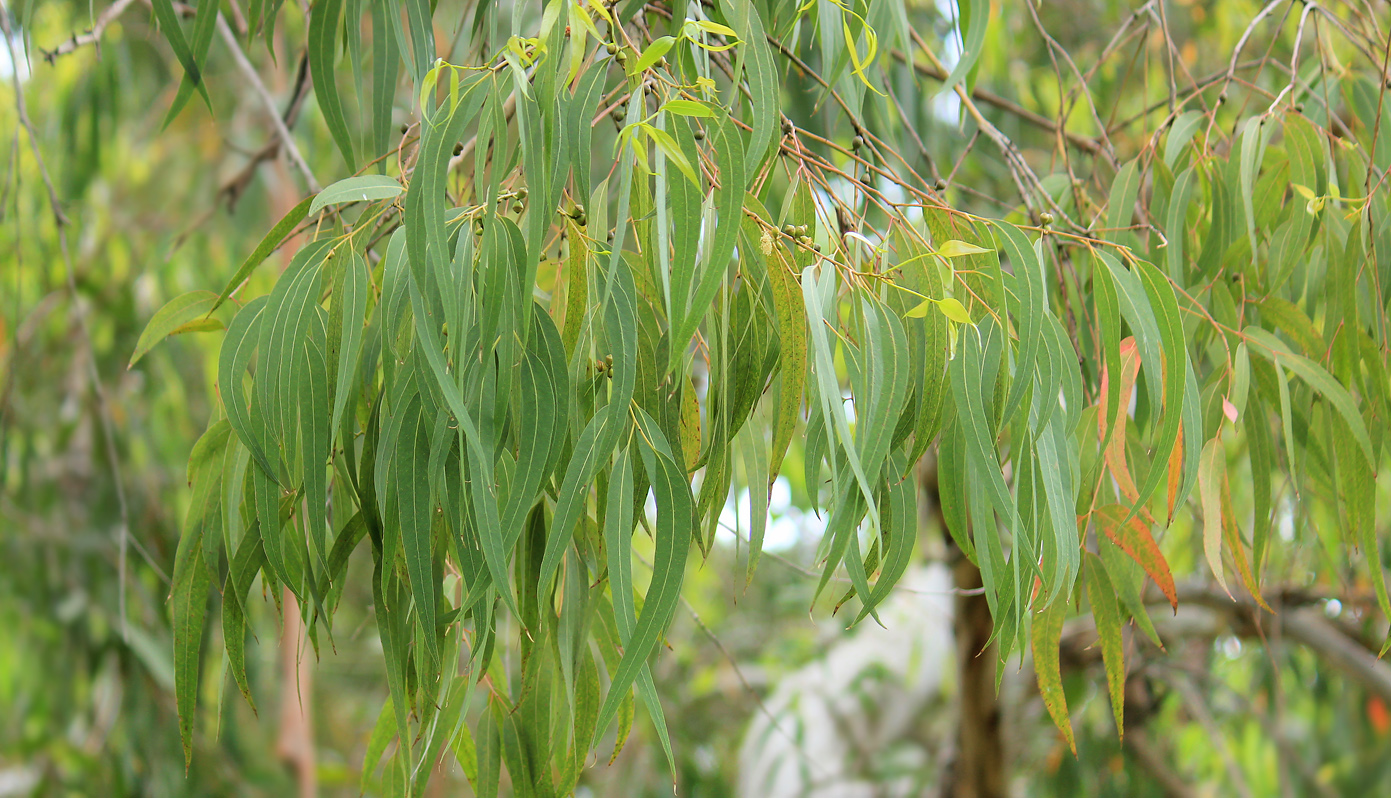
(38, 0), (139, 62)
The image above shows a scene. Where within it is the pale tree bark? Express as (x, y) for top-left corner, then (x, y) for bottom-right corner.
(277, 589), (317, 798)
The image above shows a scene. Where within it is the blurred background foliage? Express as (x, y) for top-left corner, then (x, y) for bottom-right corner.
(3, 0), (1391, 795)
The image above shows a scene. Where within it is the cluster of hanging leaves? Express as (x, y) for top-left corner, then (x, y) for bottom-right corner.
(131, 0), (1391, 786)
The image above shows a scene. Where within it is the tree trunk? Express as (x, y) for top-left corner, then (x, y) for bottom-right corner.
(276, 589), (317, 798)
(947, 553), (1006, 798)
(919, 457), (1006, 798)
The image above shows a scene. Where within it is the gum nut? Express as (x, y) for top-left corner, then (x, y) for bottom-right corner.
(935, 178), (947, 191)
(512, 201), (524, 213)
(606, 42), (618, 54)
(453, 142), (463, 156)
(1040, 212), (1055, 226)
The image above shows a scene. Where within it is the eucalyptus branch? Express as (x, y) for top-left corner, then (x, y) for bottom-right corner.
(38, 0), (139, 62)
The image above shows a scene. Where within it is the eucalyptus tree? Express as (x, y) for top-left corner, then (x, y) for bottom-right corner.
(10, 0), (1391, 792)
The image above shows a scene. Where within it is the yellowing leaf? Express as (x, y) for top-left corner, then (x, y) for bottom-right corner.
(1291, 183), (1316, 201)
(1198, 437), (1232, 598)
(1085, 555), (1126, 738)
(1032, 594), (1076, 756)
(691, 20), (739, 38)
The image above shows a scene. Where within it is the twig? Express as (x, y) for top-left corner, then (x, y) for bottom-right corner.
(215, 13), (321, 193)
(38, 0), (139, 62)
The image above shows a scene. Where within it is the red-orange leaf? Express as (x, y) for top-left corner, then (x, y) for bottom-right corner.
(1098, 338), (1142, 504)
(1091, 504), (1177, 612)
(1166, 419), (1184, 521)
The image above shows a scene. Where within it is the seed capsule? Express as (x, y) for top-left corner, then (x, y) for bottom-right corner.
(693, 128), (705, 141)
(851, 135), (864, 150)
(782, 224), (795, 235)
(605, 42), (618, 54)
(935, 178), (948, 191)
(1040, 212), (1055, 227)
(517, 187), (528, 200)
(453, 142), (463, 156)
(512, 201), (525, 213)
(575, 212), (588, 227)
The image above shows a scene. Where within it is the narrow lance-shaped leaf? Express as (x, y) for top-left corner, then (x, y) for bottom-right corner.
(1086, 554), (1126, 738)
(1031, 591), (1076, 755)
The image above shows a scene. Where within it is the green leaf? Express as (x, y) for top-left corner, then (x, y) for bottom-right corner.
(130, 291), (223, 368)
(592, 411), (691, 755)
(149, 0), (210, 115)
(938, 0), (989, 98)
(309, 175), (403, 215)
(308, 0), (356, 169)
(172, 418), (231, 767)
(210, 196), (313, 315)
(1105, 159), (1141, 241)
(1244, 326), (1375, 469)
(162, 0), (218, 125)
(765, 243), (807, 485)
(991, 221), (1046, 426)
(1164, 110), (1205, 168)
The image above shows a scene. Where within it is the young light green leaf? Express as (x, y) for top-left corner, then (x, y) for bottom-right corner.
(661, 98), (715, 118)
(644, 125), (699, 186)
(634, 36), (676, 72)
(936, 239), (993, 258)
